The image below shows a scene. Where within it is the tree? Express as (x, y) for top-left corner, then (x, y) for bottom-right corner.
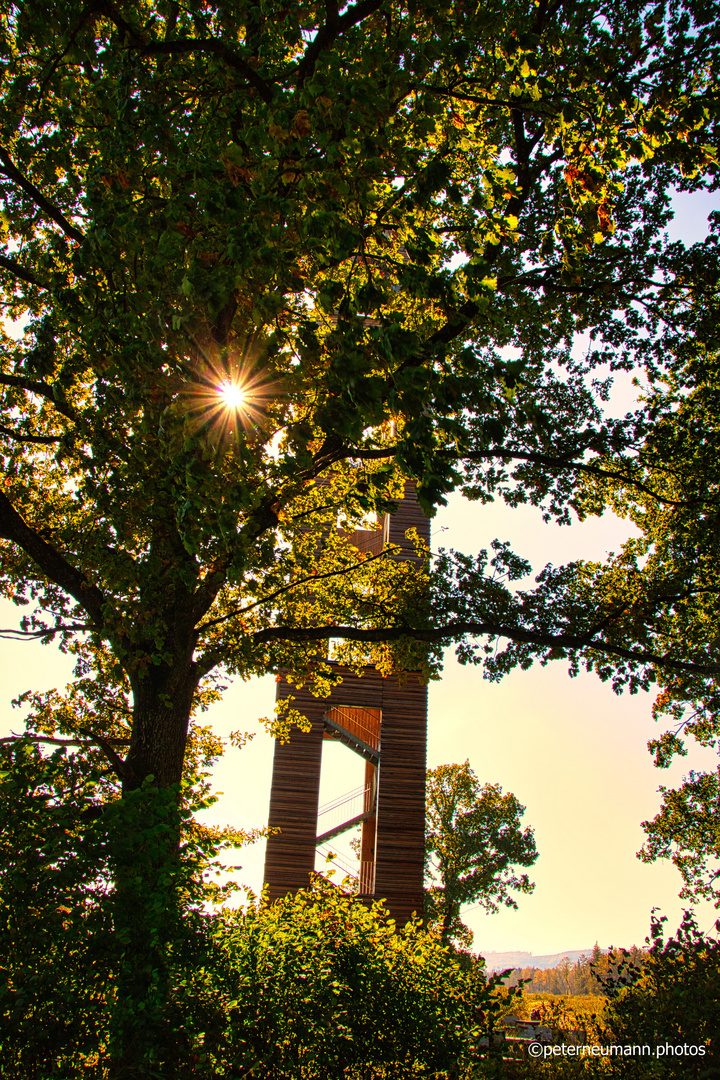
(425, 761), (538, 946)
(0, 0), (719, 1071)
(595, 348), (720, 906)
(503, 332), (720, 905)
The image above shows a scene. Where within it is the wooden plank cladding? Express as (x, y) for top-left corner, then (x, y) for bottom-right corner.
(343, 527), (384, 555)
(263, 692), (326, 902)
(263, 483), (429, 927)
(386, 481), (430, 562)
(264, 667), (427, 923)
(371, 674), (427, 927)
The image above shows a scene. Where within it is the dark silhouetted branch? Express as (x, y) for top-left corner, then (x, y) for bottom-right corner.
(141, 38), (274, 102)
(0, 148), (83, 243)
(252, 621), (720, 677)
(0, 252), (45, 288)
(0, 491), (106, 627)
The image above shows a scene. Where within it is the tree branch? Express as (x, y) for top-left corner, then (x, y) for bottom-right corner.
(0, 373), (78, 422)
(0, 424), (61, 445)
(349, 443), (687, 508)
(461, 448), (687, 507)
(197, 544), (400, 633)
(251, 621), (720, 677)
(297, 0), (386, 85)
(78, 726), (131, 780)
(93, 0), (147, 45)
(0, 728), (131, 782)
(140, 38), (274, 103)
(0, 732), (129, 748)
(0, 490), (106, 627)
(0, 622), (91, 640)
(189, 494), (280, 624)
(0, 252), (46, 289)
(0, 148), (83, 243)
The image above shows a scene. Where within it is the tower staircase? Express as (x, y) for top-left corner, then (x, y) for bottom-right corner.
(323, 704), (380, 762)
(316, 782), (375, 845)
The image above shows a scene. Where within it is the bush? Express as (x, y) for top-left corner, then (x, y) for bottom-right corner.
(185, 879), (506, 1077)
(0, 743), (115, 1078)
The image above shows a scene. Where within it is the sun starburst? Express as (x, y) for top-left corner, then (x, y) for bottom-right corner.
(219, 381), (247, 410)
(175, 339), (277, 446)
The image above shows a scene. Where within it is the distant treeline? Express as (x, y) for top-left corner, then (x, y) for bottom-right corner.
(501, 944), (646, 996)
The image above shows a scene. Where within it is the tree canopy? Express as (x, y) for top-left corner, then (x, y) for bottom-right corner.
(1, 0), (719, 791)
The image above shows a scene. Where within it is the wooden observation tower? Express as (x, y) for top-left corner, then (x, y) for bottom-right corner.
(263, 485), (429, 926)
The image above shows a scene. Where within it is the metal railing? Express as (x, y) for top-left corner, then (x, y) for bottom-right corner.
(317, 783), (371, 831)
(316, 783), (374, 845)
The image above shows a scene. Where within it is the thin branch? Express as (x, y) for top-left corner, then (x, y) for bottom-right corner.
(0, 728), (131, 782)
(0, 732), (129, 747)
(0, 734), (84, 747)
(348, 443), (689, 508)
(461, 449), (688, 507)
(0, 623), (92, 640)
(0, 424), (61, 445)
(191, 440), (371, 624)
(189, 492), (282, 624)
(0, 148), (83, 243)
(197, 544), (401, 633)
(423, 86), (559, 119)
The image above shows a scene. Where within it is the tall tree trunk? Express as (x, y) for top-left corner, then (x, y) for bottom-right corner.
(108, 656), (201, 1079)
(124, 652), (200, 791)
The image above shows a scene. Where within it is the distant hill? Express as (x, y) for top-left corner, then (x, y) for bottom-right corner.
(479, 949), (594, 972)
